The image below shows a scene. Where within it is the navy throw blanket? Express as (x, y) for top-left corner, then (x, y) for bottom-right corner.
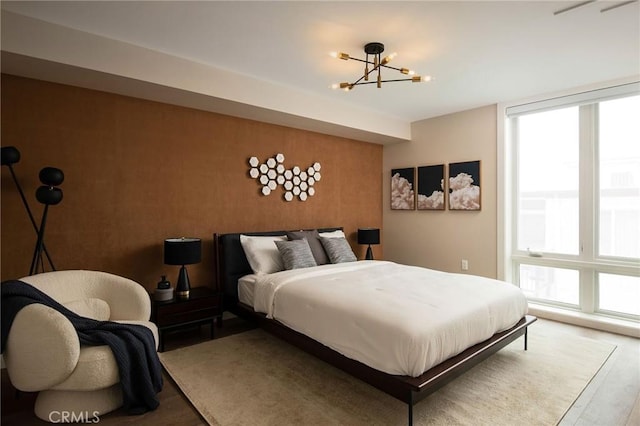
(1, 280), (163, 414)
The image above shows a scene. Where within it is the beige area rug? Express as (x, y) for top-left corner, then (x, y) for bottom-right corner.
(159, 321), (615, 426)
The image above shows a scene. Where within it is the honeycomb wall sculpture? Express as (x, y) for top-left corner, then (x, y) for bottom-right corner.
(248, 154), (321, 202)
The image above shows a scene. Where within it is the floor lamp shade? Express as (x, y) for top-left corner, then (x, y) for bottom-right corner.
(357, 228), (380, 260)
(164, 238), (201, 298)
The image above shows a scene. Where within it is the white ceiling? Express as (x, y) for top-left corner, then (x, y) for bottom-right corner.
(1, 1), (639, 142)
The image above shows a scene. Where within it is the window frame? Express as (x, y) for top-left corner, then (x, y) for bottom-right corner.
(498, 79), (640, 325)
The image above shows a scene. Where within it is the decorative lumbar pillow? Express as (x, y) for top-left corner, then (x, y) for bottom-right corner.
(286, 230), (329, 265)
(240, 234), (287, 274)
(275, 239), (318, 270)
(319, 236), (357, 264)
(318, 229), (346, 239)
(63, 298), (111, 321)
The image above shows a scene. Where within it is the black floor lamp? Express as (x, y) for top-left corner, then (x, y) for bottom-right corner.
(29, 167), (64, 276)
(2, 146), (64, 274)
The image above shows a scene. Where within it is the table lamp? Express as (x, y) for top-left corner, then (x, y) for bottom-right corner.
(357, 228), (380, 260)
(164, 237), (201, 298)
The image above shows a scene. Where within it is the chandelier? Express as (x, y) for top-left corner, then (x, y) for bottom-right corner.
(330, 42), (431, 91)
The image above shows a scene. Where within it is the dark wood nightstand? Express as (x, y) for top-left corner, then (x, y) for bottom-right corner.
(151, 286), (222, 352)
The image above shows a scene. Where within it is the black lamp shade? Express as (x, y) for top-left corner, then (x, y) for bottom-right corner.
(35, 186), (63, 205)
(164, 238), (202, 265)
(1, 146), (20, 166)
(39, 167), (65, 186)
(358, 228), (380, 245)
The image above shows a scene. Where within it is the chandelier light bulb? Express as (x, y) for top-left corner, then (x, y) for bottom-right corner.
(381, 52), (397, 65)
(400, 68), (415, 75)
(330, 51), (349, 60)
(412, 75), (433, 83)
(331, 82), (353, 90)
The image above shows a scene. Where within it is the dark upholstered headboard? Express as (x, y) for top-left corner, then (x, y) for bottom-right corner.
(215, 227), (343, 310)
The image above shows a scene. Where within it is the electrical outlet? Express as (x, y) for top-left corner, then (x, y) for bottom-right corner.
(461, 259), (469, 271)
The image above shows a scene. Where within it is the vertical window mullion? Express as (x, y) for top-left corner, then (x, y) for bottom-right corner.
(579, 104), (596, 262)
(579, 104), (597, 313)
(510, 116), (520, 284)
(580, 268), (596, 313)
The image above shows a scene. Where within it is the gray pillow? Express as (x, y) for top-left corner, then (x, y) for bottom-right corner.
(275, 239), (318, 270)
(319, 237), (357, 264)
(286, 230), (329, 265)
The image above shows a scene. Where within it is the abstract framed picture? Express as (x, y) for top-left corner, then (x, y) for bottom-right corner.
(417, 164), (445, 210)
(390, 167), (415, 210)
(448, 160), (481, 210)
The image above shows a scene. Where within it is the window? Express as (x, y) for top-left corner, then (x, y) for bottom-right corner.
(506, 83), (640, 321)
(519, 265), (579, 306)
(599, 273), (640, 316)
(516, 107), (579, 255)
(598, 96), (640, 260)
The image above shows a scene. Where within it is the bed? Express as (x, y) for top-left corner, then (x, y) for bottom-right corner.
(215, 228), (536, 425)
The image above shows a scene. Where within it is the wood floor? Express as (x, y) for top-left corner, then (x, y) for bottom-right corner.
(1, 317), (638, 425)
(0, 316), (256, 426)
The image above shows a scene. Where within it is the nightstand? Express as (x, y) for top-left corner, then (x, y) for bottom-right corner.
(151, 286), (222, 352)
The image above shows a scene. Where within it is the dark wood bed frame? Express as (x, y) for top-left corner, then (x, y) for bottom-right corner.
(215, 228), (537, 425)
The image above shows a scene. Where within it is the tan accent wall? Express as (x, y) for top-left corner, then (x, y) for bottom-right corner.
(383, 105), (498, 278)
(1, 75), (382, 291)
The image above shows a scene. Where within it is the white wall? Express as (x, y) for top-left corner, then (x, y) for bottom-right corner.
(1, 10), (410, 145)
(383, 105), (498, 278)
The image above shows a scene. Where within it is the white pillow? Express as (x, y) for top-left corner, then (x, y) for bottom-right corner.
(318, 230), (345, 239)
(240, 234), (287, 275)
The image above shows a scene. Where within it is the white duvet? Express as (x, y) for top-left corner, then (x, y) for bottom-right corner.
(249, 261), (528, 377)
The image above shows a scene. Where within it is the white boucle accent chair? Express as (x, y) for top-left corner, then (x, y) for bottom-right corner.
(3, 270), (158, 422)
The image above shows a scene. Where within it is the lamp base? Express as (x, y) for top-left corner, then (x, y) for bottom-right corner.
(176, 265), (191, 299)
(365, 245), (374, 260)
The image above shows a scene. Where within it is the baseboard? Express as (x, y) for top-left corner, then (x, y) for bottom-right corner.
(528, 303), (640, 338)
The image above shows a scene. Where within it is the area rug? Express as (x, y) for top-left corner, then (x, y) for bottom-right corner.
(159, 320), (615, 426)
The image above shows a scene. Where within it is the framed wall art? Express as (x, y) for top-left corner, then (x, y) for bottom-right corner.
(448, 160), (481, 211)
(417, 164), (445, 210)
(390, 167), (415, 210)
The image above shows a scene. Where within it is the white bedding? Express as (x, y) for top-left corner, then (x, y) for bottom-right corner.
(238, 273), (258, 306)
(246, 260), (528, 377)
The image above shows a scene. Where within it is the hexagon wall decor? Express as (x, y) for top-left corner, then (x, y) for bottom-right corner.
(247, 154), (321, 202)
